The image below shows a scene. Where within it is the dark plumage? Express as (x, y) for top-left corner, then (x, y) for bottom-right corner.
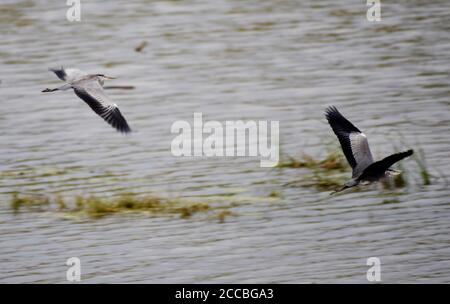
(325, 106), (413, 194)
(325, 106), (362, 169)
(357, 150), (414, 182)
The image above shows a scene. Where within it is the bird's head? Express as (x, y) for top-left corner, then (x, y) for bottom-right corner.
(96, 74), (116, 80)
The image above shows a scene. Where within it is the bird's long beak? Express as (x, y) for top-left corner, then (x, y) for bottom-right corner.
(104, 76), (116, 80)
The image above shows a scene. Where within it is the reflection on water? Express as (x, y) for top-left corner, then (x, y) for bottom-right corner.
(1, 0), (449, 283)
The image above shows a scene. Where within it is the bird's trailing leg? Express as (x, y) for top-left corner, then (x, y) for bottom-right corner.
(330, 179), (359, 195)
(42, 88), (58, 92)
(330, 185), (349, 195)
(42, 83), (72, 93)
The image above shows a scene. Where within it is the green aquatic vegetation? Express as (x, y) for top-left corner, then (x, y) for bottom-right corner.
(39, 169), (69, 177)
(55, 195), (67, 210)
(214, 210), (237, 223)
(10, 193), (219, 220)
(278, 149), (348, 191)
(277, 155), (314, 169)
(381, 199), (400, 205)
(11, 193), (50, 212)
(318, 151), (347, 171)
(268, 190), (282, 198)
(413, 148), (431, 186)
(393, 171), (407, 188)
(178, 203), (211, 219)
(67, 195), (212, 219)
(309, 172), (347, 191)
(277, 151), (347, 171)
(78, 196), (119, 218)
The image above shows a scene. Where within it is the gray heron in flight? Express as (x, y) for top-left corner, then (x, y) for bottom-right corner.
(325, 106), (413, 194)
(42, 67), (132, 133)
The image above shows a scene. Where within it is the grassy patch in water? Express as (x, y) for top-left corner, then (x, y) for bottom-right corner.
(70, 194), (213, 219)
(413, 148), (431, 186)
(278, 149), (349, 191)
(310, 172), (346, 191)
(381, 199), (400, 205)
(268, 190), (282, 198)
(214, 210), (237, 223)
(277, 151), (347, 171)
(11, 193), (50, 213)
(298, 171), (348, 191)
(11, 193), (216, 220)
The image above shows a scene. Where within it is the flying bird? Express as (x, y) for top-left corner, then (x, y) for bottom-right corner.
(325, 106), (413, 194)
(42, 67), (132, 133)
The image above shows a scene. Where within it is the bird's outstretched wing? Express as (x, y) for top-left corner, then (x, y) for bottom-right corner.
(325, 106), (374, 177)
(72, 79), (131, 133)
(49, 67), (87, 83)
(357, 150), (413, 181)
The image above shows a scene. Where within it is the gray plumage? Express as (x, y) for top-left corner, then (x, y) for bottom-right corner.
(42, 67), (132, 134)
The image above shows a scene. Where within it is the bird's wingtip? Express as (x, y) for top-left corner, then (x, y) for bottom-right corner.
(324, 105), (338, 117)
(324, 105), (338, 114)
(119, 126), (133, 135)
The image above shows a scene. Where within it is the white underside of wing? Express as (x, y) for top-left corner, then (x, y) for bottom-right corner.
(87, 87), (118, 120)
(73, 79), (123, 122)
(350, 132), (374, 177)
(74, 79), (115, 109)
(72, 77), (131, 133)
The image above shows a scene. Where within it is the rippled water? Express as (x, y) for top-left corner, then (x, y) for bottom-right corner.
(1, 0), (449, 283)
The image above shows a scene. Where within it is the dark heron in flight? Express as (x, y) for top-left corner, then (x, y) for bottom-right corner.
(325, 106), (413, 194)
(42, 67), (132, 133)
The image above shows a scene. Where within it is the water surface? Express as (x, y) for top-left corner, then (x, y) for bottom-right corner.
(1, 0), (449, 283)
